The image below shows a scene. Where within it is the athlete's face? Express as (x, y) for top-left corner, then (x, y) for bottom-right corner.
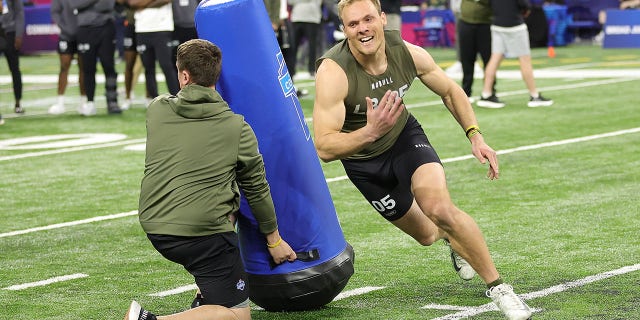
(340, 0), (386, 57)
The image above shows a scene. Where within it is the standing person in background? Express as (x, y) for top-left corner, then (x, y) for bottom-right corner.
(457, 0), (496, 103)
(0, 0), (24, 115)
(115, 0), (141, 110)
(125, 38), (297, 320)
(381, 0), (402, 30)
(73, 0), (122, 115)
(313, 1), (532, 319)
(289, 0), (323, 79)
(129, 0), (180, 101)
(49, 0), (87, 115)
(479, 0), (553, 108)
(266, 0), (309, 97)
(171, 0), (201, 65)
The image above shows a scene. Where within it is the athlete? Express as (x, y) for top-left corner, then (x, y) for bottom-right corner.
(312, 1), (531, 319)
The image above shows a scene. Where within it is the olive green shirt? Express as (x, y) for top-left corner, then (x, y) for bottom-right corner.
(316, 30), (417, 160)
(459, 0), (492, 25)
(139, 84), (278, 237)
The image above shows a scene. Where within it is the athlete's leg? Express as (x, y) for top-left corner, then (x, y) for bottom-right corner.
(390, 200), (442, 246)
(481, 52), (503, 96)
(518, 54), (538, 95)
(57, 52), (73, 95)
(155, 305), (250, 320)
(410, 163), (499, 284)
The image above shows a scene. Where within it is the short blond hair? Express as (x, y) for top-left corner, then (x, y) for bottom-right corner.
(337, 0), (382, 19)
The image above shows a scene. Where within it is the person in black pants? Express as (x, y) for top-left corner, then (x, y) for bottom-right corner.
(457, 0), (495, 103)
(0, 0), (25, 115)
(129, 0), (179, 99)
(73, 0), (122, 115)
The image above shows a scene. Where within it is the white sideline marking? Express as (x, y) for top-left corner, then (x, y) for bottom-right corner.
(3, 273), (89, 291)
(150, 284), (384, 300)
(0, 211), (138, 238)
(303, 77), (637, 123)
(2, 127), (639, 238)
(152, 285), (384, 312)
(150, 284), (198, 297)
(333, 286), (385, 300)
(327, 126), (640, 183)
(0, 138), (146, 162)
(424, 264), (640, 320)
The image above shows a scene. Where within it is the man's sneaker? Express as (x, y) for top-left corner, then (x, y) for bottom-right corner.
(444, 239), (476, 281)
(48, 104), (66, 115)
(107, 103), (123, 114)
(527, 93), (554, 107)
(79, 102), (97, 116)
(121, 99), (132, 111)
(486, 283), (532, 320)
(124, 300), (156, 320)
(477, 94), (506, 108)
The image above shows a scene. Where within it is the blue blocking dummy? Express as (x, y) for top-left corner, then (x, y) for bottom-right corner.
(195, 0), (354, 311)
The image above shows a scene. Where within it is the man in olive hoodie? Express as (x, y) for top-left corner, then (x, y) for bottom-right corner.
(127, 39), (297, 320)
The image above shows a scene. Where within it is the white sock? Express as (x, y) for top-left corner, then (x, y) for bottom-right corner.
(80, 95), (88, 104)
(481, 92), (492, 99)
(57, 95), (64, 106)
(530, 92), (539, 98)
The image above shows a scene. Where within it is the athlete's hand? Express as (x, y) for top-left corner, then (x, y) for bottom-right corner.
(266, 230), (297, 265)
(469, 134), (499, 180)
(364, 90), (405, 140)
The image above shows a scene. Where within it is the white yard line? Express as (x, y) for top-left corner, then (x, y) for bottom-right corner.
(0, 138), (146, 162)
(326, 126), (640, 183)
(3, 273), (89, 291)
(425, 264), (640, 320)
(150, 284), (199, 297)
(303, 77), (638, 123)
(0, 211), (138, 238)
(2, 126), (639, 238)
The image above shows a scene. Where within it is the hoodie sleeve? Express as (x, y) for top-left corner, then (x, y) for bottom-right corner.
(235, 119), (279, 235)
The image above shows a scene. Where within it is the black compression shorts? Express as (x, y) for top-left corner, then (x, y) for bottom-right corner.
(147, 232), (249, 308)
(341, 115), (442, 221)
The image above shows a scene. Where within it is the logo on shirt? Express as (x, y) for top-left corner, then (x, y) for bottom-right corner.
(236, 279), (246, 291)
(371, 77), (394, 90)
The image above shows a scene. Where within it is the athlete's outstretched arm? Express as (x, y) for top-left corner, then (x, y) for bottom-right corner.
(405, 42), (499, 179)
(313, 59), (404, 162)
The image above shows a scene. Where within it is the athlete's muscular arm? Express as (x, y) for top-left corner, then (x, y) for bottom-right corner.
(405, 42), (500, 179)
(313, 59), (404, 162)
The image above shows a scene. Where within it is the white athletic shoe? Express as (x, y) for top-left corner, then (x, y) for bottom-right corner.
(486, 283), (532, 320)
(121, 99), (132, 111)
(48, 104), (66, 115)
(79, 102), (97, 116)
(444, 240), (476, 281)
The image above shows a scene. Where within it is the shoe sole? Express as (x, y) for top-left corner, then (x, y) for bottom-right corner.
(124, 301), (141, 320)
(527, 101), (554, 107)
(476, 101), (505, 108)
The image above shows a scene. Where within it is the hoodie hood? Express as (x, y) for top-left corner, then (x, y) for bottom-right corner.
(171, 84), (232, 119)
